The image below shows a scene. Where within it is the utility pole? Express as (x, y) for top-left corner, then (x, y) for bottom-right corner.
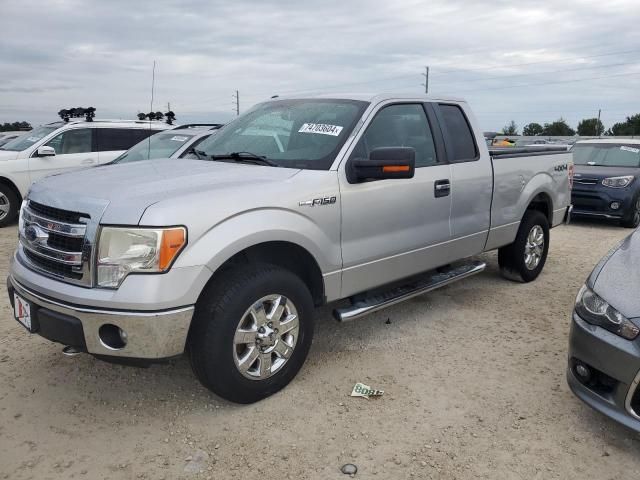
(232, 90), (240, 116)
(597, 109), (601, 137)
(421, 66), (429, 94)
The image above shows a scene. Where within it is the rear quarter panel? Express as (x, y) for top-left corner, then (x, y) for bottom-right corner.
(485, 152), (572, 251)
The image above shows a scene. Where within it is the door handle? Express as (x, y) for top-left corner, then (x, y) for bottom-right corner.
(81, 159), (96, 165)
(434, 179), (451, 197)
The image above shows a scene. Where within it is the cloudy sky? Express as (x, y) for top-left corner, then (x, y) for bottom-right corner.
(1, 0), (639, 132)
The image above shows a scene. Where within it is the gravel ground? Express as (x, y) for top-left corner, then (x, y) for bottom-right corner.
(1, 220), (639, 480)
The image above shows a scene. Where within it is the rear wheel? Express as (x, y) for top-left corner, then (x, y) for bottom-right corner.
(498, 210), (550, 283)
(188, 263), (314, 404)
(0, 184), (19, 227)
(621, 197), (640, 229)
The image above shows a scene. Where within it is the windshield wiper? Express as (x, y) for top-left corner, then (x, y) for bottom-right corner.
(191, 148), (206, 160)
(209, 151), (279, 167)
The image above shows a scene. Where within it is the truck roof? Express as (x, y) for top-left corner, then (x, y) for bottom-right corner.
(270, 92), (466, 103)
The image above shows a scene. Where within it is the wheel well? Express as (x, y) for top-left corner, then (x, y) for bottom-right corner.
(527, 192), (552, 224)
(207, 241), (325, 306)
(0, 177), (22, 203)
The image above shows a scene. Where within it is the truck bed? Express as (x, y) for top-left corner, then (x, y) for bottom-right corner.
(484, 148), (573, 251)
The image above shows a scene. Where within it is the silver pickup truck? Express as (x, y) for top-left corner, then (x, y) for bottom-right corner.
(7, 94), (572, 403)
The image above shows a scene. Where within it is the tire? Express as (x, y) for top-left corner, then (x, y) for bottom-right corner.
(0, 184), (19, 227)
(620, 196), (640, 229)
(188, 263), (314, 404)
(498, 210), (550, 283)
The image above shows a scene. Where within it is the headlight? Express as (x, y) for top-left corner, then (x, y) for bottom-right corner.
(18, 200), (27, 235)
(575, 285), (639, 340)
(97, 227), (186, 288)
(602, 175), (634, 188)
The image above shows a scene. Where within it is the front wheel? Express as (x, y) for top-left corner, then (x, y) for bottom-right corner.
(0, 184), (19, 227)
(498, 210), (550, 283)
(620, 197), (640, 229)
(188, 264), (314, 404)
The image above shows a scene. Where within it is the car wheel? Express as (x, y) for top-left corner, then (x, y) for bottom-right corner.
(0, 184), (19, 227)
(188, 263), (314, 404)
(498, 210), (550, 283)
(621, 197), (640, 229)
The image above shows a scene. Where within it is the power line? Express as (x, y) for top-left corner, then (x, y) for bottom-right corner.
(430, 48), (639, 76)
(266, 49), (639, 97)
(452, 70), (640, 94)
(435, 60), (640, 86)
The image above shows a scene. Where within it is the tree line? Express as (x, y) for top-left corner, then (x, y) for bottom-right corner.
(502, 114), (640, 137)
(0, 121), (32, 132)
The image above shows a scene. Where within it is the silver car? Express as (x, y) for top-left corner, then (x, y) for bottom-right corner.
(568, 229), (640, 431)
(111, 124), (223, 163)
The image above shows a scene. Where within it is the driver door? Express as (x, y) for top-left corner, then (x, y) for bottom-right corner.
(339, 102), (453, 297)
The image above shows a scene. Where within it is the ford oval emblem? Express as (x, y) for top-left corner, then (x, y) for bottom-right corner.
(25, 225), (48, 244)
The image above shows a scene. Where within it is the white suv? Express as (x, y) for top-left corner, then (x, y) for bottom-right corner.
(0, 118), (174, 226)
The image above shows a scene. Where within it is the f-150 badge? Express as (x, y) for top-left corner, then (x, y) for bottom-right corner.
(299, 196), (337, 207)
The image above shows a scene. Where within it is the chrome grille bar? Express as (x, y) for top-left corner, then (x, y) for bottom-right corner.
(19, 235), (83, 265)
(22, 206), (86, 237)
(18, 200), (92, 286)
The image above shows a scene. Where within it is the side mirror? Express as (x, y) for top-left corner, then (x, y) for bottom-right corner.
(347, 147), (415, 184)
(37, 146), (56, 157)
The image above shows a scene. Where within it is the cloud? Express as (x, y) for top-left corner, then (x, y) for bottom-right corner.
(0, 0), (638, 130)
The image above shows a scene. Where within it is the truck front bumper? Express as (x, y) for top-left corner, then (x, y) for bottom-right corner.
(8, 276), (193, 360)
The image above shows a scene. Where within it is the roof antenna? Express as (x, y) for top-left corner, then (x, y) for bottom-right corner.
(147, 60), (156, 159)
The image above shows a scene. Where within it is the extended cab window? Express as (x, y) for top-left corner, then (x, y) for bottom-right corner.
(96, 128), (159, 152)
(438, 104), (478, 162)
(352, 104), (438, 167)
(46, 128), (93, 154)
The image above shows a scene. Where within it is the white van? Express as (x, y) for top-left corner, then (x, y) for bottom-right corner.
(0, 118), (173, 226)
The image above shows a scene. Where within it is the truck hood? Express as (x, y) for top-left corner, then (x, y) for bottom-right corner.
(592, 229), (640, 319)
(28, 159), (301, 224)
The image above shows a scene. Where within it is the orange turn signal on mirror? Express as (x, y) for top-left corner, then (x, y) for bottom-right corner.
(159, 228), (186, 270)
(382, 165), (410, 173)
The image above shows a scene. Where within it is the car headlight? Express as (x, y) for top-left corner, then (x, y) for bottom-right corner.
(602, 175), (634, 188)
(575, 285), (639, 340)
(17, 200), (27, 234)
(97, 226), (186, 288)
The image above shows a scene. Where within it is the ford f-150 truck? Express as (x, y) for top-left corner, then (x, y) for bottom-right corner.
(7, 94), (573, 403)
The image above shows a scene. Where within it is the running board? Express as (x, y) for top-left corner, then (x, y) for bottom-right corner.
(333, 260), (486, 322)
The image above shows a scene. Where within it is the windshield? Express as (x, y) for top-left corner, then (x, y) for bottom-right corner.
(573, 143), (640, 168)
(196, 99), (369, 170)
(0, 125), (58, 151)
(113, 131), (196, 163)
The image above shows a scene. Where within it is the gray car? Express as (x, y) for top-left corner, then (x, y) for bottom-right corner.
(568, 229), (640, 431)
(112, 124), (223, 163)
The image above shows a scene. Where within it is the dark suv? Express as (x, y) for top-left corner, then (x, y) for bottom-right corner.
(571, 140), (640, 228)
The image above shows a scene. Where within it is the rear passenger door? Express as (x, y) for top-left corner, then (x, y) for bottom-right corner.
(96, 128), (158, 163)
(339, 102), (453, 297)
(29, 127), (97, 183)
(434, 103), (492, 255)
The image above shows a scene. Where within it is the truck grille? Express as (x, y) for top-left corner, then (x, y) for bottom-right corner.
(573, 178), (599, 185)
(18, 201), (92, 286)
